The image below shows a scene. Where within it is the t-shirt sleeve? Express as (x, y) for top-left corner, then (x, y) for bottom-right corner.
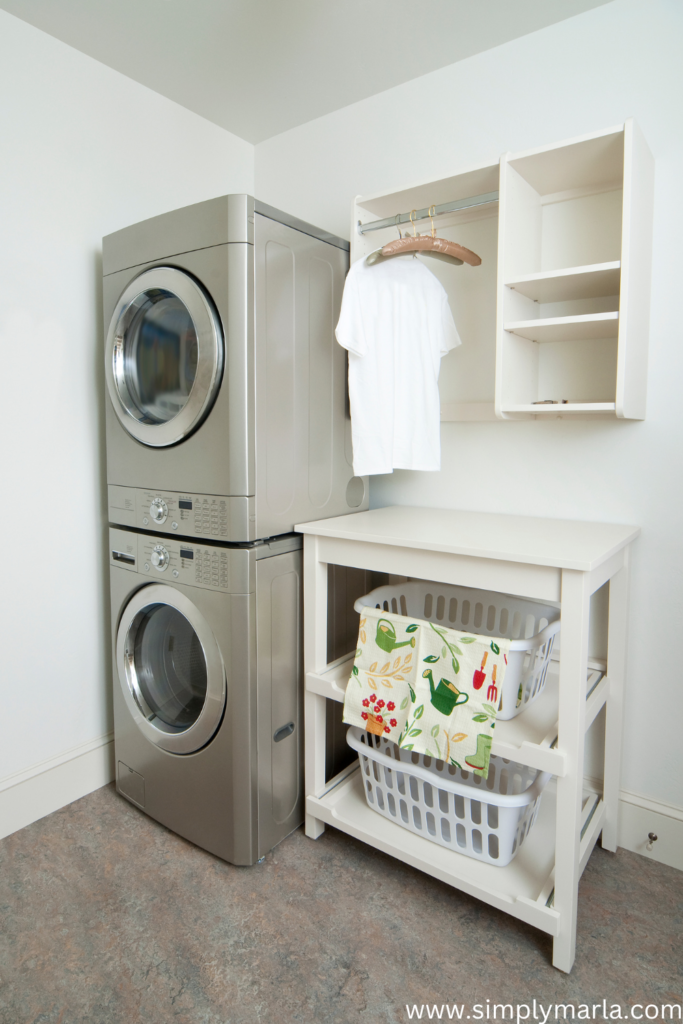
(335, 267), (366, 357)
(440, 291), (462, 356)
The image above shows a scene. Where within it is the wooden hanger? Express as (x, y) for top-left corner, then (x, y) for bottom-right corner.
(366, 207), (481, 267)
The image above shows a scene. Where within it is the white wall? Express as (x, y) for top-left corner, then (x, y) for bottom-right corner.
(255, 0), (683, 811)
(0, 11), (253, 810)
(1, 0), (679, 852)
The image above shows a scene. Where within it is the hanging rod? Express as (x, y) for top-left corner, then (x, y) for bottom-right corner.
(357, 190), (499, 235)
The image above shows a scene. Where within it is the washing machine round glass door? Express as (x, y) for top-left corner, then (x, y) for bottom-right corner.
(116, 584), (226, 754)
(105, 266), (224, 447)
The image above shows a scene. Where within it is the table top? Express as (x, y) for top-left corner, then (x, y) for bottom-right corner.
(296, 506), (639, 571)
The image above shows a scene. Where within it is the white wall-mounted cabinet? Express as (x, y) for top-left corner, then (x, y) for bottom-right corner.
(497, 121), (654, 419)
(351, 120), (654, 421)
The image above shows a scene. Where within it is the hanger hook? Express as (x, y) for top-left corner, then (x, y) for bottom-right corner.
(394, 213), (402, 240)
(409, 209), (417, 237)
(428, 205), (436, 238)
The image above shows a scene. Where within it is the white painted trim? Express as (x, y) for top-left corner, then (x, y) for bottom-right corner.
(619, 787), (683, 823)
(583, 775), (683, 872)
(0, 732), (114, 793)
(0, 734), (115, 842)
(617, 789), (683, 872)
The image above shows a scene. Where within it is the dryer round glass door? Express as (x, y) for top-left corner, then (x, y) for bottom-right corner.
(117, 584), (226, 754)
(105, 266), (224, 447)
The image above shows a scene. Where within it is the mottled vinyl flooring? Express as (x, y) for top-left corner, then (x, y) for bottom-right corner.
(0, 784), (680, 1024)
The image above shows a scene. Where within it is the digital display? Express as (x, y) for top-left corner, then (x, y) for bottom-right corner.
(179, 499), (193, 510)
(180, 548), (194, 560)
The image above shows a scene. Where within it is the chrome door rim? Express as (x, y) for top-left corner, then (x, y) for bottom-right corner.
(105, 266), (224, 448)
(116, 584), (226, 754)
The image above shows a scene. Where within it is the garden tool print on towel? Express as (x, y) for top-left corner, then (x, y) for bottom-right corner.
(343, 606), (511, 777)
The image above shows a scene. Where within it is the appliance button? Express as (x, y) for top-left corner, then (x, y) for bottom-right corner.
(172, 569), (179, 578)
(144, 562), (150, 571)
(143, 517), (149, 526)
(171, 522), (178, 530)
(151, 545), (170, 571)
(150, 498), (168, 524)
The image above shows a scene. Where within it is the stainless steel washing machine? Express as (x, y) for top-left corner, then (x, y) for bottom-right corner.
(109, 526), (303, 865)
(103, 195), (367, 544)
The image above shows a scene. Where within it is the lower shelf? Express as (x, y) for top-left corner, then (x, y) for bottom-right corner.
(308, 768), (604, 938)
(502, 403), (616, 416)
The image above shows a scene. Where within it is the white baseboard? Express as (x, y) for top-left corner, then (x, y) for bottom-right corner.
(617, 788), (683, 872)
(0, 733), (115, 842)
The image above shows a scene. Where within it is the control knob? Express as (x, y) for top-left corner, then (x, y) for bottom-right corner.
(150, 498), (168, 524)
(151, 545), (170, 571)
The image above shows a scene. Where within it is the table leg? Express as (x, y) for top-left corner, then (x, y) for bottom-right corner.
(602, 552), (630, 852)
(304, 535), (329, 839)
(552, 569), (590, 973)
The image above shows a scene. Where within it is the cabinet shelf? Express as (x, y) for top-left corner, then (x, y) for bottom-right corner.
(308, 767), (603, 938)
(503, 403), (616, 416)
(309, 766), (558, 933)
(505, 312), (619, 343)
(505, 262), (621, 303)
(306, 656), (607, 778)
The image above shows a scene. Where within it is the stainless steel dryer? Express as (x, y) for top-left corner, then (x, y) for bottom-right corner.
(109, 526), (303, 865)
(103, 195), (367, 544)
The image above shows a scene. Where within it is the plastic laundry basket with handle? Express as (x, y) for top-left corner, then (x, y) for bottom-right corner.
(354, 581), (560, 720)
(348, 726), (551, 866)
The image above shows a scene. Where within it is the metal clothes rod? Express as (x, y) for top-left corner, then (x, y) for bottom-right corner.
(356, 190), (499, 235)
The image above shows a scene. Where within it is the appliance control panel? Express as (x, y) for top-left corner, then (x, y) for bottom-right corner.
(108, 484), (230, 537)
(108, 484), (255, 541)
(110, 528), (233, 593)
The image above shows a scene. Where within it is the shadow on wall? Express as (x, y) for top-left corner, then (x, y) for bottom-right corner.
(93, 248), (114, 739)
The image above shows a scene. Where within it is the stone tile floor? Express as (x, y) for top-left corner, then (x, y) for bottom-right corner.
(0, 784), (680, 1024)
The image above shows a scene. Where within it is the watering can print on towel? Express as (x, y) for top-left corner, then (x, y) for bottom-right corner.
(422, 669), (469, 716)
(473, 650), (488, 690)
(375, 618), (416, 654)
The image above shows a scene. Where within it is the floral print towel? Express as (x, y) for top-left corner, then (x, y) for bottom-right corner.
(343, 606), (511, 777)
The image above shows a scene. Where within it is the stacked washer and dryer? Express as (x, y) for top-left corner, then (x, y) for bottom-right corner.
(104, 195), (365, 865)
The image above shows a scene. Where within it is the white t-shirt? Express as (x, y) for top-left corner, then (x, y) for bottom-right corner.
(335, 255), (461, 476)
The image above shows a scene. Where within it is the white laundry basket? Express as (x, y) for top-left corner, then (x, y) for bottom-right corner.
(348, 726), (551, 866)
(354, 581), (560, 720)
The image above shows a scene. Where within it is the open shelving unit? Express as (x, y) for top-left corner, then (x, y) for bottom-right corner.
(351, 119), (654, 421)
(496, 121), (653, 418)
(298, 505), (637, 972)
